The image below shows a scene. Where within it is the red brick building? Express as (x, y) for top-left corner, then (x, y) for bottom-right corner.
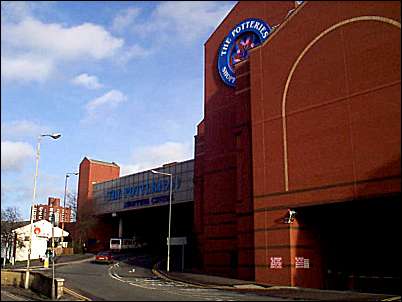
(76, 157), (194, 257)
(76, 157), (120, 251)
(194, 1), (400, 293)
(32, 197), (72, 225)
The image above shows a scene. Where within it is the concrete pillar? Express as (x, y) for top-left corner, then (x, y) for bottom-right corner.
(118, 218), (123, 238)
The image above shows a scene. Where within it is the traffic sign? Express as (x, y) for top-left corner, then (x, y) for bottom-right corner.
(167, 237), (187, 245)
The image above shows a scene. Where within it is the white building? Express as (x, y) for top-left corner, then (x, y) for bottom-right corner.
(12, 220), (69, 262)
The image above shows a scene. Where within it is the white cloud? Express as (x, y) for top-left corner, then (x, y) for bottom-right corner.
(1, 1), (32, 23)
(112, 7), (140, 33)
(120, 141), (193, 176)
(3, 18), (124, 60)
(1, 55), (54, 82)
(1, 172), (65, 220)
(86, 89), (127, 111)
(84, 90), (127, 121)
(1, 120), (50, 140)
(1, 141), (35, 172)
(115, 44), (154, 65)
(71, 73), (103, 89)
(133, 1), (235, 43)
(120, 164), (142, 177)
(1, 14), (124, 82)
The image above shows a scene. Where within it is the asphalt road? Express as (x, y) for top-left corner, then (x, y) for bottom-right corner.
(37, 253), (291, 301)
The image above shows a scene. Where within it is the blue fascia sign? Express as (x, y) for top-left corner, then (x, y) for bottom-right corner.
(123, 195), (171, 209)
(217, 18), (272, 87)
(107, 176), (181, 202)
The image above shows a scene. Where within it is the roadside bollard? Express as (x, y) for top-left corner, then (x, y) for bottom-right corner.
(55, 278), (65, 299)
(44, 257), (49, 269)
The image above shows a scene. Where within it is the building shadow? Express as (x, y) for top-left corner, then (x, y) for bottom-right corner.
(293, 156), (401, 294)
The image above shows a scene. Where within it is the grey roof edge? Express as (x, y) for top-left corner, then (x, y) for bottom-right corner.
(87, 157), (120, 167)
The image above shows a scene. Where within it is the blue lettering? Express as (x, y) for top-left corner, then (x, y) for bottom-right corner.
(124, 187), (131, 198)
(123, 198), (150, 209)
(108, 176), (183, 202)
(146, 181), (151, 194)
(107, 189), (123, 201)
(163, 180), (169, 191)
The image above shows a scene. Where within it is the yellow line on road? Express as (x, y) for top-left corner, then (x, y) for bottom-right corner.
(381, 296), (401, 301)
(64, 287), (92, 301)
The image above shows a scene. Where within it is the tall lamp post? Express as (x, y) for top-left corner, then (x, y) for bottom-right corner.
(51, 212), (56, 300)
(25, 133), (61, 289)
(151, 169), (173, 272)
(61, 172), (79, 247)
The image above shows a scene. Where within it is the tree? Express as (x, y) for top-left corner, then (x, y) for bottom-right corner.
(66, 192), (77, 222)
(1, 207), (24, 265)
(76, 202), (97, 252)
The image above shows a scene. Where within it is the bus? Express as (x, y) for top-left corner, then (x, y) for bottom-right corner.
(109, 238), (136, 252)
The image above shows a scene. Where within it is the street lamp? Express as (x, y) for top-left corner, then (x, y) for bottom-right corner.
(25, 133), (61, 290)
(61, 172), (79, 246)
(151, 169), (173, 272)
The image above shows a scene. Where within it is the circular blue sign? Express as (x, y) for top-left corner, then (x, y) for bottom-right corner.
(217, 18), (272, 87)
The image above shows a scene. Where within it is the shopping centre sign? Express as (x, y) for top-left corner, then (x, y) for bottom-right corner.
(217, 18), (272, 87)
(106, 176), (182, 202)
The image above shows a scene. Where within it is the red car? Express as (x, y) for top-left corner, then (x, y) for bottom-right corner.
(95, 251), (113, 264)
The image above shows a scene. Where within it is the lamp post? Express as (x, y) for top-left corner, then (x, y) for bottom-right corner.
(51, 212), (55, 300)
(25, 133), (61, 290)
(61, 172), (79, 247)
(151, 169), (173, 272)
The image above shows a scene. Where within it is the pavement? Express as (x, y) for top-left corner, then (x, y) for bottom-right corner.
(1, 284), (83, 301)
(1, 254), (95, 301)
(2, 253), (95, 270)
(2, 254), (400, 301)
(1, 285), (49, 301)
(152, 263), (401, 302)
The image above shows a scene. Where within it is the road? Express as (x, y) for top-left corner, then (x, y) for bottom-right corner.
(37, 253), (291, 301)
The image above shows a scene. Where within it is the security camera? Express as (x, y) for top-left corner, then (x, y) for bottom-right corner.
(284, 209), (296, 224)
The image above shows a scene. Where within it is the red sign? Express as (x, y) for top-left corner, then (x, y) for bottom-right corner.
(270, 257), (282, 269)
(34, 227), (41, 235)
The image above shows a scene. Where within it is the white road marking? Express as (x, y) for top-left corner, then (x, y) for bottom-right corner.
(108, 262), (243, 301)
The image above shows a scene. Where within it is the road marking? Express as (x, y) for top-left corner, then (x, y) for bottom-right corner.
(108, 265), (124, 283)
(382, 297), (401, 301)
(64, 287), (92, 301)
(111, 261), (242, 301)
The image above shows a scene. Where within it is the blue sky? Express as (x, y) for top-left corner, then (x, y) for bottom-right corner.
(1, 1), (236, 219)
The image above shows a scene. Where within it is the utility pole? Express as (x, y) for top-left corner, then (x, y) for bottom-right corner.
(25, 133), (61, 289)
(51, 213), (55, 300)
